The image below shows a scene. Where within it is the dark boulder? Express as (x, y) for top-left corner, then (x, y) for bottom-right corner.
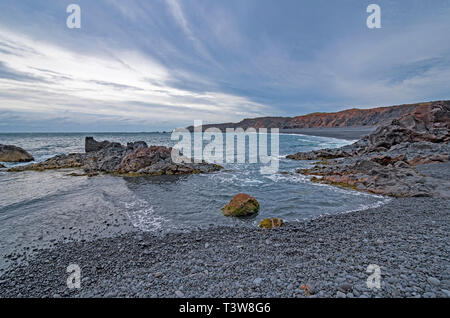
(0, 144), (34, 162)
(85, 137), (113, 153)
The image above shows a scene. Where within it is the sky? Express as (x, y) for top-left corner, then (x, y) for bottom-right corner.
(0, 0), (449, 132)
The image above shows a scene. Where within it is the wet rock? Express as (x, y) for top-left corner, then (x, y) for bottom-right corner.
(0, 144), (34, 162)
(9, 137), (221, 177)
(222, 193), (260, 217)
(258, 218), (284, 229)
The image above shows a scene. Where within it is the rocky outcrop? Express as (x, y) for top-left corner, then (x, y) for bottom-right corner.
(289, 101), (450, 198)
(0, 145), (34, 162)
(9, 137), (222, 177)
(187, 101), (442, 131)
(222, 193), (260, 217)
(85, 137), (115, 153)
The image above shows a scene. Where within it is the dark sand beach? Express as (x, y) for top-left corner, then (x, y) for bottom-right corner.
(0, 165), (448, 298)
(280, 127), (377, 140)
(1, 159), (448, 298)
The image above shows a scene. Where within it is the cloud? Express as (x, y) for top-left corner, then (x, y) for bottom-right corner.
(0, 27), (272, 131)
(0, 0), (449, 132)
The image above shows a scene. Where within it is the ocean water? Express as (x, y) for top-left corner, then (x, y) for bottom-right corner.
(0, 132), (390, 266)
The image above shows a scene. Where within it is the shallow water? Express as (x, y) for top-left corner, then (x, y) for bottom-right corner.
(0, 132), (390, 268)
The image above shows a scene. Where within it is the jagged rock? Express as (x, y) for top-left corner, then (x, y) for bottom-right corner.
(116, 146), (172, 173)
(85, 137), (114, 153)
(0, 144), (34, 162)
(370, 154), (407, 166)
(9, 153), (84, 172)
(289, 101), (450, 198)
(222, 193), (260, 217)
(408, 154), (449, 166)
(9, 137), (222, 177)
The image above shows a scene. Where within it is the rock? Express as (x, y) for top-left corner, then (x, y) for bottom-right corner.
(371, 154), (407, 166)
(427, 277), (440, 286)
(0, 145), (34, 162)
(288, 101), (450, 198)
(408, 154), (449, 166)
(423, 292), (436, 298)
(258, 218), (284, 229)
(154, 272), (163, 278)
(85, 137), (113, 153)
(175, 290), (184, 297)
(338, 283), (353, 293)
(222, 193), (260, 217)
(9, 137), (222, 177)
(253, 277), (263, 286)
(0, 163), (5, 168)
(336, 291), (346, 298)
(116, 146), (172, 173)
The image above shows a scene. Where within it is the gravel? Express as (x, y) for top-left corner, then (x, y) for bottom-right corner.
(0, 194), (448, 298)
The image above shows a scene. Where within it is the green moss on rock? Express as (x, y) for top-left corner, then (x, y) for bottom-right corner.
(258, 218), (284, 229)
(222, 193), (260, 217)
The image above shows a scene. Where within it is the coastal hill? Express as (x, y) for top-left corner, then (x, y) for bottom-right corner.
(187, 101), (444, 131)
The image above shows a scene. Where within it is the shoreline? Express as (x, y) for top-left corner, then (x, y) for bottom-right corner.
(280, 127), (377, 140)
(0, 163), (448, 298)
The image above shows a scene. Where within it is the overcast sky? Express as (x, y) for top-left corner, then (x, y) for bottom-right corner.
(0, 0), (449, 132)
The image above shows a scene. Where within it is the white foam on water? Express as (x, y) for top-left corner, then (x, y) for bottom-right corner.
(264, 172), (309, 183)
(124, 199), (166, 232)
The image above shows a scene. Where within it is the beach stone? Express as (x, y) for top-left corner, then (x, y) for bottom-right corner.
(0, 144), (34, 162)
(427, 277), (440, 286)
(336, 291), (346, 298)
(423, 292), (436, 298)
(253, 277), (263, 286)
(154, 272), (163, 278)
(338, 283), (353, 293)
(175, 290), (184, 297)
(222, 193), (260, 217)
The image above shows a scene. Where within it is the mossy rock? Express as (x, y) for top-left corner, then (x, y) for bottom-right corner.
(222, 193), (260, 217)
(258, 218), (284, 229)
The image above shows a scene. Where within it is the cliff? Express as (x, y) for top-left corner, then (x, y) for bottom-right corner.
(187, 101), (446, 131)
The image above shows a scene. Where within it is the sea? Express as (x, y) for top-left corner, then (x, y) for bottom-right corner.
(0, 132), (390, 269)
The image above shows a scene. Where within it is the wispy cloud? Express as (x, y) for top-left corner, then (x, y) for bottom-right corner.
(0, 27), (272, 131)
(0, 0), (449, 131)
